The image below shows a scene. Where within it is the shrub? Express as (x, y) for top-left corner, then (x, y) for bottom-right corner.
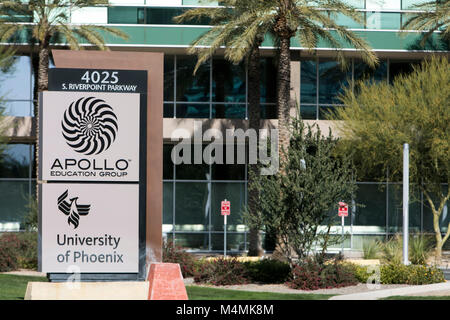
(409, 234), (432, 265)
(362, 240), (380, 259)
(0, 233), (21, 272)
(193, 257), (249, 286)
(352, 263), (445, 285)
(0, 232), (38, 272)
(286, 257), (358, 290)
(162, 239), (197, 277)
(243, 258), (291, 284)
(380, 235), (403, 265)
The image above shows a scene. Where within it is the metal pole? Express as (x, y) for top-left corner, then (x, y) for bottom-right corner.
(224, 214), (227, 257)
(341, 215), (345, 255)
(224, 199), (227, 257)
(403, 143), (409, 265)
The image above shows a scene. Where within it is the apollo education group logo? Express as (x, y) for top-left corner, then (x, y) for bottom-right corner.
(57, 190), (91, 229)
(61, 96), (118, 155)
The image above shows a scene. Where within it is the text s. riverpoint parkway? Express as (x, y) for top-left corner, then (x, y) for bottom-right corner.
(0, 0), (448, 264)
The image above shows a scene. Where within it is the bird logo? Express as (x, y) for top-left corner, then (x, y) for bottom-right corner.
(57, 190), (91, 229)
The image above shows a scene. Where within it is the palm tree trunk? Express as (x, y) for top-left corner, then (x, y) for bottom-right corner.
(277, 36), (291, 163)
(34, 38), (50, 202)
(247, 43), (263, 257)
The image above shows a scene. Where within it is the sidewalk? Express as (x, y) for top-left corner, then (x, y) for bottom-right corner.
(329, 281), (450, 300)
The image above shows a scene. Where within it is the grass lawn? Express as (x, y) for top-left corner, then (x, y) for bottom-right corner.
(186, 286), (334, 300)
(0, 274), (48, 300)
(382, 295), (450, 300)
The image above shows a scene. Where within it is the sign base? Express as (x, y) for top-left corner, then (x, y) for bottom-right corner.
(25, 281), (149, 300)
(147, 263), (188, 300)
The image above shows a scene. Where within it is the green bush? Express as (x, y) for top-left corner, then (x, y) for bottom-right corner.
(194, 257), (249, 286)
(0, 232), (38, 272)
(286, 256), (358, 290)
(350, 263), (445, 285)
(362, 240), (380, 259)
(409, 234), (432, 265)
(162, 239), (198, 278)
(380, 235), (403, 265)
(243, 259), (291, 284)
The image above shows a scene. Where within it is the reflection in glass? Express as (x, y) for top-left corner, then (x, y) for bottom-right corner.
(353, 183), (386, 232)
(319, 60), (351, 104)
(164, 55), (174, 101)
(176, 56), (210, 102)
(1, 100), (33, 117)
(175, 182), (210, 232)
(260, 58), (276, 103)
(212, 59), (245, 104)
(175, 103), (210, 118)
(0, 144), (31, 178)
(387, 183), (421, 232)
(163, 182), (173, 225)
(0, 56), (32, 100)
(0, 181), (30, 224)
(300, 105), (317, 120)
(163, 144), (174, 180)
(300, 60), (317, 104)
(212, 104), (245, 119)
(175, 145), (209, 180)
(354, 60), (387, 83)
(211, 233), (246, 252)
(175, 233), (209, 251)
(260, 104), (277, 119)
(211, 182), (246, 231)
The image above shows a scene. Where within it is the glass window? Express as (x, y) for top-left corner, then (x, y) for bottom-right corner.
(387, 184), (421, 232)
(300, 105), (317, 120)
(108, 7), (140, 24)
(175, 103), (210, 118)
(212, 59), (245, 103)
(319, 60), (351, 104)
(0, 56), (32, 100)
(0, 144), (31, 178)
(354, 60), (388, 83)
(389, 60), (421, 83)
(334, 12), (365, 28)
(174, 233), (209, 251)
(211, 145), (246, 180)
(163, 182), (174, 225)
(345, 0), (365, 9)
(1, 100), (33, 117)
(176, 56), (210, 102)
(319, 105), (341, 120)
(261, 104), (277, 119)
(210, 182), (246, 231)
(402, 0), (428, 10)
(164, 103), (174, 118)
(366, 12), (401, 29)
(175, 145), (210, 180)
(175, 182), (210, 231)
(163, 144), (174, 180)
(300, 60), (317, 104)
(260, 58), (276, 103)
(212, 104), (245, 119)
(211, 233), (246, 252)
(0, 181), (30, 224)
(164, 55), (174, 101)
(353, 183), (386, 233)
(366, 0), (400, 10)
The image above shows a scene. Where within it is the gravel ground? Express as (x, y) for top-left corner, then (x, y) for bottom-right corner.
(183, 278), (410, 295)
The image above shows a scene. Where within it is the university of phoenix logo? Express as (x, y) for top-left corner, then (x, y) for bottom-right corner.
(57, 190), (91, 229)
(61, 97), (118, 155)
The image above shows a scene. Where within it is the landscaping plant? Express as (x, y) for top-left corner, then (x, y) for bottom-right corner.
(162, 239), (198, 278)
(193, 257), (249, 286)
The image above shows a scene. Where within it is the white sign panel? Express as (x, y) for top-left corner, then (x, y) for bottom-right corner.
(40, 91), (141, 182)
(40, 183), (139, 273)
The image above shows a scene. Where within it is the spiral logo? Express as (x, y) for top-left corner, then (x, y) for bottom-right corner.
(61, 97), (118, 155)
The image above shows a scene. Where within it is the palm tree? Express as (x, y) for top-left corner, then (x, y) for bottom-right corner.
(0, 0), (128, 200)
(402, 0), (450, 45)
(175, 0), (271, 256)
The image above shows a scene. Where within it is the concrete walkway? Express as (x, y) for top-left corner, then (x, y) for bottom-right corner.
(330, 281), (450, 300)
